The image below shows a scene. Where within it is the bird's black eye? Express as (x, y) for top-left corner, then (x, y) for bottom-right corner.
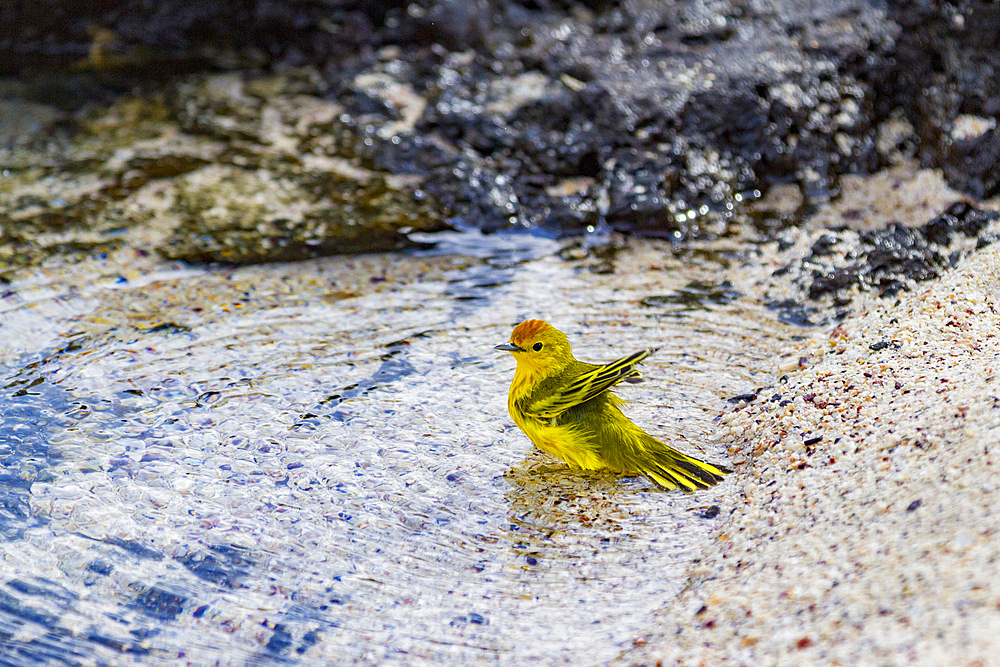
(532, 342), (543, 351)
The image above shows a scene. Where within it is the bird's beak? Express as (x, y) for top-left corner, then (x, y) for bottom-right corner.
(495, 342), (523, 352)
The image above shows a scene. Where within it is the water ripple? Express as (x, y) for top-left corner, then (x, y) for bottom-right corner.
(0, 236), (794, 663)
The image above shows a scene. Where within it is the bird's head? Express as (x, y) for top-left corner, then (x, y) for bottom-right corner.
(495, 319), (574, 376)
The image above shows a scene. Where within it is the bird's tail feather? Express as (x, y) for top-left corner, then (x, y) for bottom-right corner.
(639, 442), (731, 491)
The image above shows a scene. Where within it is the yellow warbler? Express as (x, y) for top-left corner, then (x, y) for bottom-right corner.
(496, 319), (729, 491)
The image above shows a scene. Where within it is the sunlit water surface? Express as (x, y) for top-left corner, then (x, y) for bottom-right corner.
(0, 231), (793, 663)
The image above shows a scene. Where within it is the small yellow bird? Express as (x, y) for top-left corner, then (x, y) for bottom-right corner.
(496, 319), (730, 491)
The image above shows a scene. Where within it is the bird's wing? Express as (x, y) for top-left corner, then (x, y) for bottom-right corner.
(525, 349), (656, 419)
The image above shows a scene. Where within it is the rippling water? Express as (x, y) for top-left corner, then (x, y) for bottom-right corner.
(0, 231), (792, 663)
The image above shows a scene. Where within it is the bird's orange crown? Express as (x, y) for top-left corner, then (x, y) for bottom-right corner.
(509, 319), (555, 347)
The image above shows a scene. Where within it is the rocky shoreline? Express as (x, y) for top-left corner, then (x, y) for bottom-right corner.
(4, 1), (1000, 267)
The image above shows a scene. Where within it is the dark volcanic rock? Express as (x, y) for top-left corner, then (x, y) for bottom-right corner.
(941, 129), (1000, 201)
(768, 202), (1000, 325)
(884, 0), (1000, 198)
(3, 0), (998, 258)
(808, 223), (944, 300)
(0, 1), (377, 75)
(1, 0), (899, 241)
(352, 0), (895, 236)
(810, 202), (999, 299)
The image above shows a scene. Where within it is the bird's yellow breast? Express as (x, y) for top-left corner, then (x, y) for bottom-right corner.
(507, 370), (605, 470)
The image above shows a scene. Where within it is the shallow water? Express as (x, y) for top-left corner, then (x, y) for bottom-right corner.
(0, 231), (792, 663)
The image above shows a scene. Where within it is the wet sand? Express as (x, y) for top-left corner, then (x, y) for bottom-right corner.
(631, 177), (1000, 663)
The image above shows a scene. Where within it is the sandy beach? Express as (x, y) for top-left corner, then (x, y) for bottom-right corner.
(632, 206), (1000, 664)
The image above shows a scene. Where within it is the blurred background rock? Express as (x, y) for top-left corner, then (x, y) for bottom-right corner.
(1, 0), (997, 266)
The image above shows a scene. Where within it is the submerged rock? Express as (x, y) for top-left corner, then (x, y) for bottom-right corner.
(161, 164), (447, 264)
(0, 74), (448, 274)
